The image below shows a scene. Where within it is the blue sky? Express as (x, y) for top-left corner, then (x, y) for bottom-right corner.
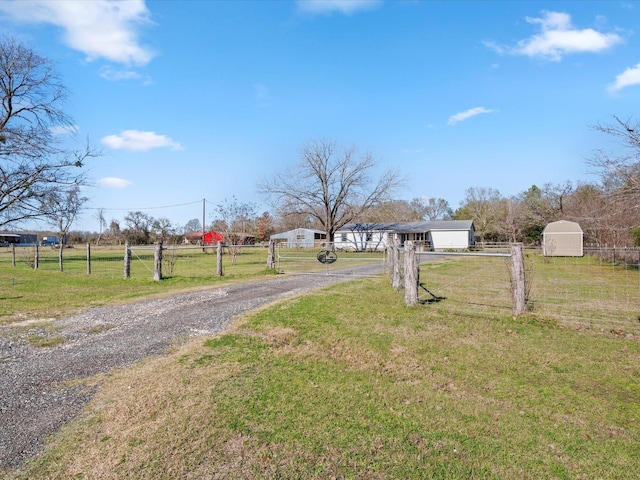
(1, 0), (639, 232)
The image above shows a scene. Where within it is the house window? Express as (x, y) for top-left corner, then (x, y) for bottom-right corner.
(366, 233), (372, 242)
(296, 234), (305, 241)
(341, 233), (347, 242)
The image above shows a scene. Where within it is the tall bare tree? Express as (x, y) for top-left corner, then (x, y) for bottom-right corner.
(410, 197), (453, 221)
(455, 187), (505, 242)
(259, 139), (402, 242)
(94, 208), (107, 245)
(0, 37), (96, 228)
(43, 185), (88, 271)
(212, 196), (256, 265)
(587, 115), (640, 245)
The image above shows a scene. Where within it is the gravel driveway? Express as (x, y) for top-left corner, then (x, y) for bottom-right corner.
(0, 273), (358, 469)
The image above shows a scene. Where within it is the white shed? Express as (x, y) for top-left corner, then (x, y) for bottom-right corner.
(542, 220), (583, 257)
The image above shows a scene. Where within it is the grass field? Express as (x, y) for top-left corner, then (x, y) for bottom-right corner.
(0, 245), (276, 323)
(3, 268), (640, 479)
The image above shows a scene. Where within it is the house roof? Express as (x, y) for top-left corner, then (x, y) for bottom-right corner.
(337, 220), (474, 234)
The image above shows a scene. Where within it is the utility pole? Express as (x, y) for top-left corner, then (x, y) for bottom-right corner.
(202, 198), (206, 249)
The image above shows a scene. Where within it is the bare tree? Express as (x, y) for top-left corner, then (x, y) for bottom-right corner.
(152, 217), (177, 243)
(258, 139), (403, 242)
(43, 185), (88, 271)
(362, 199), (422, 222)
(410, 197), (453, 220)
(123, 211), (154, 244)
(94, 208), (107, 245)
(184, 218), (202, 233)
(589, 116), (640, 199)
(455, 187), (505, 242)
(0, 37), (97, 228)
(212, 197), (256, 265)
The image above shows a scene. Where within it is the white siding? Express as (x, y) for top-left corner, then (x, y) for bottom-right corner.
(429, 230), (470, 250)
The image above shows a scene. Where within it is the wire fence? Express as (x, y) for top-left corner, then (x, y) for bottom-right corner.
(0, 244), (271, 279)
(1, 243), (638, 332)
(415, 246), (640, 333)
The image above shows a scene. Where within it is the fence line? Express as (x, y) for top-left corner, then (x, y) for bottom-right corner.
(1, 243), (639, 332)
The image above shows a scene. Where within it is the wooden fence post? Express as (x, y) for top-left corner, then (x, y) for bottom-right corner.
(386, 236), (394, 278)
(510, 243), (526, 317)
(154, 242), (163, 281)
(267, 239), (275, 269)
(216, 242), (223, 276)
(404, 241), (419, 306)
(34, 243), (39, 269)
(11, 244), (15, 268)
(86, 243), (91, 275)
(392, 238), (402, 291)
(123, 242), (131, 278)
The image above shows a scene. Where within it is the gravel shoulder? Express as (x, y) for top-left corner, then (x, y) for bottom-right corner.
(0, 273), (356, 469)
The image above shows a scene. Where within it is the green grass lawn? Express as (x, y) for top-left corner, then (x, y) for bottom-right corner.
(6, 276), (640, 479)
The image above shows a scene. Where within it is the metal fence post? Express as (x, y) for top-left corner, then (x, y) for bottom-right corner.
(86, 243), (91, 275)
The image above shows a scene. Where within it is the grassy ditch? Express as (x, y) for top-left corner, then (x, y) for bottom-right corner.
(6, 276), (640, 479)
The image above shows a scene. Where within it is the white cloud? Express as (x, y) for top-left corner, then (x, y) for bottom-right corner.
(448, 107), (495, 125)
(296, 0), (383, 15)
(0, 0), (154, 66)
(101, 130), (182, 151)
(97, 177), (132, 188)
(486, 11), (623, 61)
(609, 63), (640, 92)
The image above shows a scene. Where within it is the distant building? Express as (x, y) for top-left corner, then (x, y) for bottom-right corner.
(542, 220), (583, 257)
(183, 231), (224, 245)
(0, 233), (38, 246)
(270, 228), (327, 248)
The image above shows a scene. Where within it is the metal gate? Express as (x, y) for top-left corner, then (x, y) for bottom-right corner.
(275, 242), (386, 277)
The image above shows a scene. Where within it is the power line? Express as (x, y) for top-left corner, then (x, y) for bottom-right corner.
(85, 200), (203, 212)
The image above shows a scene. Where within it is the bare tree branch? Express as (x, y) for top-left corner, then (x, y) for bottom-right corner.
(258, 139), (403, 241)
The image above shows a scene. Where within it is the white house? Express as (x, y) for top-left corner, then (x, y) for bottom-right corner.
(270, 228), (327, 248)
(334, 220), (475, 252)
